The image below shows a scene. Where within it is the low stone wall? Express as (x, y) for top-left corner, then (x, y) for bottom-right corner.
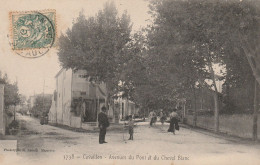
(186, 114), (260, 140)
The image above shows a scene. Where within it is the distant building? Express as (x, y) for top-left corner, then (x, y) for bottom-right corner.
(28, 93), (52, 117)
(115, 97), (139, 120)
(28, 93), (52, 110)
(48, 69), (111, 128)
(28, 96), (36, 109)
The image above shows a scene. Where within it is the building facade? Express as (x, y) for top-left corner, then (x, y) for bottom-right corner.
(115, 97), (139, 120)
(48, 69), (110, 128)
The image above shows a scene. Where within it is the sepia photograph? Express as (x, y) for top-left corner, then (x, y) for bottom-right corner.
(0, 0), (260, 165)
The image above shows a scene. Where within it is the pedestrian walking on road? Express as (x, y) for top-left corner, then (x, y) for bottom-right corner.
(159, 109), (166, 125)
(168, 108), (179, 135)
(128, 115), (134, 140)
(149, 110), (157, 126)
(98, 107), (110, 144)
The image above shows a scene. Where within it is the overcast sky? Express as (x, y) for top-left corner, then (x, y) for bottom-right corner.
(0, 0), (150, 97)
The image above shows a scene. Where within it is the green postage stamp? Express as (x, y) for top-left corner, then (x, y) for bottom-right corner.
(9, 10), (56, 58)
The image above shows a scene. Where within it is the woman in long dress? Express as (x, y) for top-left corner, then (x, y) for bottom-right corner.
(149, 110), (157, 126)
(168, 108), (179, 134)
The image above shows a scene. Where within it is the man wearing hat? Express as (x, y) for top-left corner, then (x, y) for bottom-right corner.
(98, 106), (110, 144)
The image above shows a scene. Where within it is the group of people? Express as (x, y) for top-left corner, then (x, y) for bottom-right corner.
(149, 109), (180, 134)
(98, 107), (180, 144)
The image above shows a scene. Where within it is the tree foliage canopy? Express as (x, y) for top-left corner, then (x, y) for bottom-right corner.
(0, 72), (20, 110)
(144, 0), (260, 112)
(58, 1), (132, 96)
(58, 0), (260, 114)
(31, 95), (52, 117)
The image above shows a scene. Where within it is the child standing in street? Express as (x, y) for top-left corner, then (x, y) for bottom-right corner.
(128, 115), (134, 140)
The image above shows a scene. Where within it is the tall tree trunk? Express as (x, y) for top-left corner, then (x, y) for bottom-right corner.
(126, 98), (129, 116)
(96, 96), (100, 126)
(192, 85), (197, 127)
(14, 105), (16, 121)
(112, 100), (117, 123)
(213, 91), (219, 132)
(183, 100), (186, 123)
(253, 79), (259, 141)
(200, 87), (203, 110)
(206, 44), (220, 133)
(241, 38), (259, 141)
(208, 62), (220, 133)
(226, 82), (230, 111)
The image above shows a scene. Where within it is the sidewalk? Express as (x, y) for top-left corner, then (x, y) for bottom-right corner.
(49, 118), (260, 145)
(180, 123), (260, 144)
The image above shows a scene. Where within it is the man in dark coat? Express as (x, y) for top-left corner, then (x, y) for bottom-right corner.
(98, 106), (110, 144)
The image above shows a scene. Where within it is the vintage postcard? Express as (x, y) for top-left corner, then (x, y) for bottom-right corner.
(0, 0), (260, 165)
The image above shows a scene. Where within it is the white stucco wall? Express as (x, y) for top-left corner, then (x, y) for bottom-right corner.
(56, 69), (72, 126)
(72, 70), (91, 98)
(52, 68), (114, 126)
(48, 94), (56, 123)
(63, 69), (72, 126)
(116, 98), (137, 119)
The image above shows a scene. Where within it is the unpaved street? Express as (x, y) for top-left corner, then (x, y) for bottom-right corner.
(1, 114), (260, 165)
